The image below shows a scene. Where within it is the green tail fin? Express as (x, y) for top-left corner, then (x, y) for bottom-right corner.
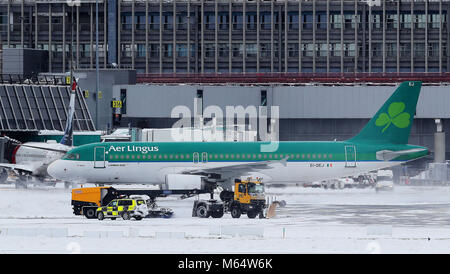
(349, 81), (422, 144)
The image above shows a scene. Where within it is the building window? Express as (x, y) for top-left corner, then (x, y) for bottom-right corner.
(218, 44), (229, 58)
(386, 13), (398, 29)
(401, 13), (412, 28)
(400, 43), (411, 57)
(415, 14), (426, 29)
(219, 13), (229, 30)
(204, 44), (215, 58)
(331, 43), (341, 57)
(246, 43), (257, 58)
(247, 13), (257, 30)
(137, 44), (146, 58)
(163, 44), (173, 58)
(232, 13), (243, 30)
(288, 43), (299, 58)
(302, 13), (313, 30)
(288, 13), (299, 30)
(121, 13), (132, 30)
(302, 43), (314, 57)
(386, 43), (397, 57)
(414, 43), (425, 57)
(261, 13), (271, 30)
(177, 44), (187, 58)
(149, 14), (160, 30)
(317, 13), (327, 29)
(204, 13), (215, 30)
(330, 14), (341, 29)
(371, 13), (382, 29)
(163, 13), (173, 30)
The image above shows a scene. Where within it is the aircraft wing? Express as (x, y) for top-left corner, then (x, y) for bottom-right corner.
(376, 148), (428, 161)
(19, 144), (71, 154)
(0, 163), (36, 174)
(181, 157), (289, 179)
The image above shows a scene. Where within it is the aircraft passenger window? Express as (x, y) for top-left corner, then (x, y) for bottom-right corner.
(323, 154), (327, 159)
(175, 155), (178, 159)
(126, 155), (130, 159)
(312, 154), (316, 159)
(264, 154), (267, 159)
(236, 154), (240, 159)
(214, 154), (218, 159)
(131, 155), (135, 159)
(269, 154), (272, 159)
(180, 154), (184, 159)
(252, 154), (256, 159)
(169, 155), (173, 159)
(186, 154), (190, 159)
(231, 154), (235, 159)
(318, 154), (321, 159)
(329, 154), (333, 158)
(242, 154), (246, 159)
(307, 154), (310, 158)
(220, 154), (223, 159)
(302, 154), (305, 158)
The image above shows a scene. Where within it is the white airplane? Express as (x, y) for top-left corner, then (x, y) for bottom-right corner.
(48, 81), (428, 191)
(0, 80), (78, 187)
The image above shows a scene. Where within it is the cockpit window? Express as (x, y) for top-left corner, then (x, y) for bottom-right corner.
(248, 183), (264, 194)
(64, 153), (79, 160)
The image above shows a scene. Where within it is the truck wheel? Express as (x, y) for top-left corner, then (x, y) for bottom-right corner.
(211, 211), (224, 218)
(196, 204), (210, 218)
(84, 208), (96, 219)
(247, 210), (257, 219)
(135, 216), (142, 221)
(231, 207), (241, 218)
(97, 212), (104, 220)
(122, 212), (130, 220)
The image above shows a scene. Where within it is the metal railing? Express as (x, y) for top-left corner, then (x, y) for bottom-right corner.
(137, 72), (450, 85)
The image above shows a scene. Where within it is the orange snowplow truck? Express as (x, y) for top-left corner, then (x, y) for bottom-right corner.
(71, 187), (111, 218)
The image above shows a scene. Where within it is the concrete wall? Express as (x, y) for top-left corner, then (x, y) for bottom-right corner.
(114, 84), (450, 119)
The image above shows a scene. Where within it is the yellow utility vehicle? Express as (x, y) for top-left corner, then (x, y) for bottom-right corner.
(192, 178), (266, 219)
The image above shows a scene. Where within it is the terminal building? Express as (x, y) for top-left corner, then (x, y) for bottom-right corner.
(0, 0), (449, 73)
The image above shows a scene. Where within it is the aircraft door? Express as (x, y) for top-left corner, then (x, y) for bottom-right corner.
(94, 146), (106, 168)
(345, 145), (357, 168)
(193, 152), (199, 164)
(201, 152), (208, 163)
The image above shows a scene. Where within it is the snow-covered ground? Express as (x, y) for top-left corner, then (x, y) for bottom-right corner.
(0, 183), (450, 254)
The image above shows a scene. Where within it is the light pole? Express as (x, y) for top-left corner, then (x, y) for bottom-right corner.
(95, 0), (99, 130)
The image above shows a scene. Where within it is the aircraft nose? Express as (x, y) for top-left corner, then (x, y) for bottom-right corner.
(47, 160), (68, 181)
